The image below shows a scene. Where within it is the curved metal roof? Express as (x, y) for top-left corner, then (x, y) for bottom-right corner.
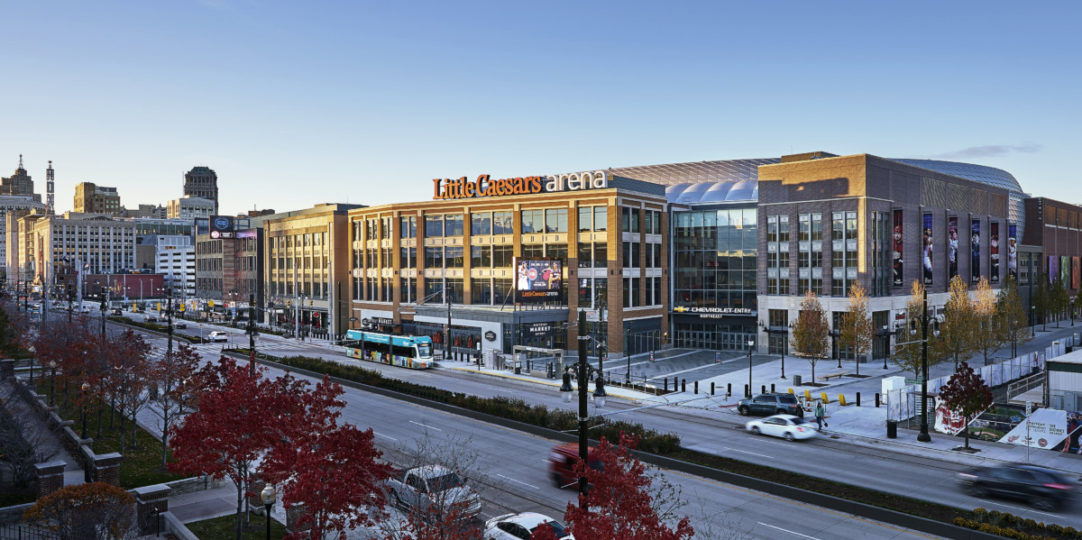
(892, 159), (1024, 194)
(666, 180), (758, 204)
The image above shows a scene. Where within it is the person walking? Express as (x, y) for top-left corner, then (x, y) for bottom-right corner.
(815, 400), (828, 430)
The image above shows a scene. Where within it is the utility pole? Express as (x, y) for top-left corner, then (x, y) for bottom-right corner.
(248, 293), (257, 376)
(918, 287), (932, 443)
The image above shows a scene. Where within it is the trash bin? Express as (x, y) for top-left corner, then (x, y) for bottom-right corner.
(886, 420), (898, 439)
(513, 353), (522, 374)
(792, 374), (802, 386)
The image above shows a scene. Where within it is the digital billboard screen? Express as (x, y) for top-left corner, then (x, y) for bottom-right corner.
(515, 258), (563, 304)
(209, 215), (236, 239)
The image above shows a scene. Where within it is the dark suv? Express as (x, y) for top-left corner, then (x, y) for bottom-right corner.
(958, 464), (1075, 511)
(737, 393), (803, 417)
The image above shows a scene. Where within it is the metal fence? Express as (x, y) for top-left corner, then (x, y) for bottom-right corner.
(0, 523), (59, 540)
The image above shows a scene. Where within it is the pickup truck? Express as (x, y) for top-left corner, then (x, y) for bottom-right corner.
(387, 465), (482, 522)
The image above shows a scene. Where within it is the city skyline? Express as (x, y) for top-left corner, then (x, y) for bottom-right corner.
(2, 1), (1079, 214)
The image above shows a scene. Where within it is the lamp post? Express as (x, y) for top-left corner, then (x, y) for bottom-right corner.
(759, 321), (791, 379)
(260, 484), (276, 540)
(829, 328), (842, 368)
(901, 287), (941, 443)
(559, 309), (606, 504)
(746, 338), (755, 398)
(247, 294), (258, 375)
(49, 360), (57, 406)
(80, 382), (90, 439)
(880, 325), (891, 370)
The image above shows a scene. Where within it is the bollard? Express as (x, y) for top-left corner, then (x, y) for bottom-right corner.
(875, 393), (880, 408)
(694, 380), (698, 394)
(664, 378), (669, 392)
(761, 384), (766, 395)
(804, 389), (812, 402)
(770, 383), (775, 393)
(856, 392), (861, 407)
(681, 379), (686, 393)
(711, 382), (715, 395)
(744, 384), (749, 398)
(820, 392), (830, 404)
(727, 383), (732, 396)
(788, 388), (794, 395)
(839, 394), (848, 406)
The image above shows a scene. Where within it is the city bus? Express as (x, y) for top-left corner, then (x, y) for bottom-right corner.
(343, 330), (435, 369)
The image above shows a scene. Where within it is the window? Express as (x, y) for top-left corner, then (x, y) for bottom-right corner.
(400, 216), (416, 238)
(424, 216), (443, 237)
(445, 247), (463, 268)
(471, 213), (491, 235)
(471, 278), (492, 304)
(544, 208), (567, 233)
(424, 278), (443, 304)
(578, 243), (592, 268)
(521, 210), (544, 234)
(424, 247), (443, 268)
(547, 244), (567, 262)
(400, 247), (416, 268)
(444, 214), (464, 237)
(471, 245), (491, 268)
(594, 244), (607, 268)
(621, 207), (640, 233)
(594, 206), (607, 231)
(493, 245), (513, 267)
(579, 207), (593, 231)
(445, 278), (464, 304)
(522, 244), (544, 258)
(366, 219), (378, 240)
(493, 212), (513, 235)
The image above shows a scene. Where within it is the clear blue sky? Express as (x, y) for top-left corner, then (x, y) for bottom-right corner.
(2, 1), (1079, 214)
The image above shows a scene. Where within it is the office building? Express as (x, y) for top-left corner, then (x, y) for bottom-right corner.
(167, 195), (215, 220)
(183, 166), (219, 216)
(74, 182), (122, 215)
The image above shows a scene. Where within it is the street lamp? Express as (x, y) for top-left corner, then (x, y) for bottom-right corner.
(48, 360), (57, 406)
(260, 484), (276, 540)
(905, 287), (941, 443)
(758, 321), (792, 379)
(558, 310), (607, 504)
(247, 293), (258, 376)
(746, 338), (755, 398)
(80, 382), (90, 438)
(829, 328), (842, 368)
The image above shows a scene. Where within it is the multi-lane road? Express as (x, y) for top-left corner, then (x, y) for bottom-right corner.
(78, 307), (1080, 536)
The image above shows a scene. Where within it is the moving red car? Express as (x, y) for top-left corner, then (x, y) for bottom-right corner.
(548, 443), (603, 489)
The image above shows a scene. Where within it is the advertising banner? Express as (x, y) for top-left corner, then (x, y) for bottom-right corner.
(1074, 257), (1080, 290)
(923, 213), (934, 285)
(1008, 223), (1018, 278)
(990, 222), (1000, 283)
(209, 215), (236, 239)
(999, 408), (1070, 450)
(892, 210), (903, 286)
(514, 258), (563, 303)
(970, 219), (981, 282)
(1049, 255), (1059, 286)
(934, 396), (968, 436)
(948, 217), (959, 280)
(1062, 255), (1070, 286)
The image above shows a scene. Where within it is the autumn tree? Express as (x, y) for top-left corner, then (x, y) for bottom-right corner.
(261, 376), (394, 540)
(937, 361), (993, 450)
(1033, 273), (1050, 331)
(23, 482), (135, 540)
(893, 280), (941, 378)
(971, 277), (1000, 365)
(108, 330), (153, 452)
(935, 275), (977, 370)
(839, 281), (873, 376)
(1051, 276), (1069, 328)
(790, 290), (830, 383)
(149, 342), (203, 469)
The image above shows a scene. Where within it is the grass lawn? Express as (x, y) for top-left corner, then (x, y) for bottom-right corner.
(185, 513), (289, 539)
(38, 381), (184, 488)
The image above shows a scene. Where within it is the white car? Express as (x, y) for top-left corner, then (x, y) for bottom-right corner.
(745, 414), (818, 441)
(485, 512), (573, 540)
(207, 331), (229, 342)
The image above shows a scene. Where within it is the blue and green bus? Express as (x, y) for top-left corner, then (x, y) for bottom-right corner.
(344, 330), (435, 369)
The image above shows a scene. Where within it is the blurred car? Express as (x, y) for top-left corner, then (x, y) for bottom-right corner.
(957, 464), (1075, 511)
(146, 315), (158, 322)
(549, 443), (603, 490)
(207, 331), (228, 342)
(737, 393), (804, 417)
(745, 414), (817, 441)
(111, 308), (123, 316)
(485, 512), (573, 540)
(174, 321), (187, 329)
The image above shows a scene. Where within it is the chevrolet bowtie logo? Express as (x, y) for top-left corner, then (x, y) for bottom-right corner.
(673, 306), (688, 313)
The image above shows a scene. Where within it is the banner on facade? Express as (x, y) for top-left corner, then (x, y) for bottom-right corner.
(948, 217), (959, 280)
(892, 210), (903, 286)
(1008, 223), (1018, 278)
(990, 222), (1000, 283)
(999, 408), (1071, 450)
(514, 257), (563, 303)
(971, 219), (981, 282)
(923, 213), (934, 284)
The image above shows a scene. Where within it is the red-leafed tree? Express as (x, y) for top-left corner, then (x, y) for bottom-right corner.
(149, 342), (203, 469)
(107, 329), (153, 451)
(169, 358), (306, 539)
(938, 361), (993, 450)
(534, 433), (694, 540)
(262, 378), (394, 539)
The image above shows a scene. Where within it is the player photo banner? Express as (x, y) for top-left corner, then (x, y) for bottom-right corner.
(948, 217), (959, 280)
(990, 222), (1000, 283)
(1008, 223), (1018, 278)
(922, 213), (934, 285)
(514, 257), (564, 303)
(1074, 257), (1080, 290)
(971, 219), (981, 282)
(892, 210), (903, 286)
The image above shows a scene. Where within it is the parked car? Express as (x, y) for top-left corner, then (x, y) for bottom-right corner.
(485, 512), (573, 540)
(745, 414), (818, 441)
(957, 464), (1075, 511)
(549, 443), (603, 490)
(737, 393), (803, 417)
(386, 465), (482, 522)
(207, 331), (228, 342)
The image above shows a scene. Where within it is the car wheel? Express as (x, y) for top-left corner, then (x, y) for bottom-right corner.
(784, 432), (795, 442)
(751, 426), (760, 435)
(739, 406), (750, 416)
(777, 409), (787, 415)
(1031, 496), (1057, 511)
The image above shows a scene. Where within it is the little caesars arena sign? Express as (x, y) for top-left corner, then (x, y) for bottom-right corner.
(432, 171), (609, 200)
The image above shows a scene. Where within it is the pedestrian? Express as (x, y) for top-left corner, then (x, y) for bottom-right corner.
(815, 400), (828, 430)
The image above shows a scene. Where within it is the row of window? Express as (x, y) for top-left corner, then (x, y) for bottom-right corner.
(355, 206), (665, 240)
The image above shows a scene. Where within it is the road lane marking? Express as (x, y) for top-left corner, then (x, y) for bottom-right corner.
(757, 522), (821, 540)
(721, 446), (773, 459)
(374, 432), (398, 441)
(409, 420), (442, 431)
(496, 474), (539, 490)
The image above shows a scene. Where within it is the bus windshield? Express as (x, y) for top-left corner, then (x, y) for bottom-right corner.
(416, 343), (432, 358)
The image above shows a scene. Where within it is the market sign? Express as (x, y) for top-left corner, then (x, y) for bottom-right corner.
(672, 306), (754, 318)
(432, 171), (609, 200)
